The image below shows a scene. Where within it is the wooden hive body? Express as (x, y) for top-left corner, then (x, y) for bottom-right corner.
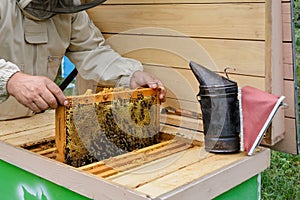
(55, 88), (160, 167)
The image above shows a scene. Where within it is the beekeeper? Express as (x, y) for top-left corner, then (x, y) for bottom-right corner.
(0, 0), (166, 120)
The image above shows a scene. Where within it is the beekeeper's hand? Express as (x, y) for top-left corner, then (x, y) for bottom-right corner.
(130, 70), (167, 102)
(7, 72), (68, 113)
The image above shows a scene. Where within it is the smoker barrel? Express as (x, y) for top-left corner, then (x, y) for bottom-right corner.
(190, 61), (240, 153)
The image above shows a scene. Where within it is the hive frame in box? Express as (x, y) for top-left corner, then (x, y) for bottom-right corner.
(55, 88), (160, 167)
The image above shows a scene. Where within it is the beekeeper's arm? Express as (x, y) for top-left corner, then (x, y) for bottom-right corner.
(66, 12), (166, 100)
(0, 3), (67, 113)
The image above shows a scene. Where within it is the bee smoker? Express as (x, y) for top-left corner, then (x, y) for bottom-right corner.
(190, 61), (240, 153)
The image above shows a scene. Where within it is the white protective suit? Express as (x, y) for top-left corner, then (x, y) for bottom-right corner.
(0, 1), (143, 120)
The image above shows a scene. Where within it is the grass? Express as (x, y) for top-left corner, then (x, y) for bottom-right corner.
(261, 151), (300, 200)
(261, 1), (300, 199)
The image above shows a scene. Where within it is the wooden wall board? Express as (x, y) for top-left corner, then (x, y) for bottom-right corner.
(280, 0), (298, 154)
(108, 147), (213, 189)
(283, 42), (293, 65)
(265, 0), (283, 93)
(160, 114), (204, 133)
(273, 118), (298, 153)
(284, 80), (296, 118)
(134, 151), (244, 197)
(88, 3), (265, 40)
(135, 148), (269, 199)
(140, 63), (265, 114)
(282, 2), (293, 82)
(284, 63), (294, 81)
(0, 125), (54, 147)
(144, 64), (266, 108)
(0, 110), (55, 147)
(281, 1), (293, 81)
(104, 33), (266, 77)
(156, 148), (269, 199)
(0, 110), (54, 136)
(161, 98), (201, 116)
(103, 0), (266, 4)
(282, 2), (293, 42)
(159, 125), (204, 143)
(264, 0), (285, 146)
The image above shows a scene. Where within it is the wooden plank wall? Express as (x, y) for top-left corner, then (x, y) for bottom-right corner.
(87, 0), (298, 154)
(273, 0), (298, 154)
(88, 0), (267, 105)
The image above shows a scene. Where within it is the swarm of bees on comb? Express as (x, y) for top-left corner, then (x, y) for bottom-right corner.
(56, 88), (160, 167)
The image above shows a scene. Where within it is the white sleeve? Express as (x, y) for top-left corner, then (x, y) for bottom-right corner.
(0, 59), (20, 103)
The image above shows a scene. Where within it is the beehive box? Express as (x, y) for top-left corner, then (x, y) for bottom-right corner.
(55, 88), (161, 167)
(0, 110), (269, 199)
